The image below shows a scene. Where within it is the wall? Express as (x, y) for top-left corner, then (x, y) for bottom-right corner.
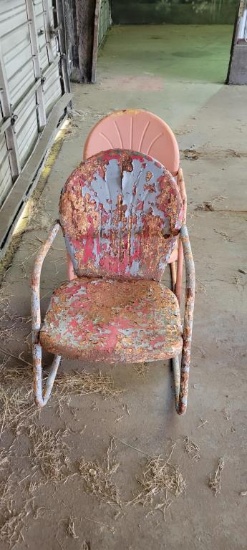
(64, 0), (111, 82)
(227, 0), (247, 83)
(112, 0), (238, 25)
(99, 0), (112, 48)
(0, 0), (70, 256)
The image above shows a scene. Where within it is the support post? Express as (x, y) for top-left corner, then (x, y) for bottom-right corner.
(69, 0), (97, 83)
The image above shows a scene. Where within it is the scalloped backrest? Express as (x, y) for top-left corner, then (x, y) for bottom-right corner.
(83, 109), (180, 176)
(60, 150), (183, 281)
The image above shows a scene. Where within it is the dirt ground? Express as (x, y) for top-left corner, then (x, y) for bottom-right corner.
(0, 25), (247, 550)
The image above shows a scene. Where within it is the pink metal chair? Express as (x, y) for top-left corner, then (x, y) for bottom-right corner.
(82, 109), (187, 303)
(31, 149), (195, 414)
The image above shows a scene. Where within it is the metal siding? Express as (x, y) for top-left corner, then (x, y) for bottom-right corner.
(15, 94), (38, 166)
(0, 2), (27, 36)
(34, 1), (50, 70)
(0, 135), (12, 206)
(0, 0), (64, 209)
(0, 4), (34, 107)
(43, 63), (62, 115)
(0, 100), (12, 204)
(98, 0), (111, 49)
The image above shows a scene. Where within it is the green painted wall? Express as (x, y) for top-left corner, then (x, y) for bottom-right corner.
(112, 0), (238, 25)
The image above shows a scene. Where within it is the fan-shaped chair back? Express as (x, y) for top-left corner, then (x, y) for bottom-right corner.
(60, 149), (183, 281)
(83, 109), (180, 176)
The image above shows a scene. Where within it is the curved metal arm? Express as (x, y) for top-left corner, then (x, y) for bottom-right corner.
(177, 167), (187, 222)
(31, 222), (61, 407)
(177, 224), (195, 415)
(31, 222), (60, 337)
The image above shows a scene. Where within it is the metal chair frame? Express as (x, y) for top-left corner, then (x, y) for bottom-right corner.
(31, 150), (195, 415)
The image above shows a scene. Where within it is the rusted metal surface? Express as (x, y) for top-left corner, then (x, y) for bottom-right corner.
(40, 278), (183, 362)
(172, 354), (181, 407)
(60, 149), (183, 281)
(31, 222), (61, 407)
(173, 167), (187, 304)
(175, 224), (195, 416)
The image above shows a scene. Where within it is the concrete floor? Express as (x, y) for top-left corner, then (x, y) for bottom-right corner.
(0, 26), (247, 550)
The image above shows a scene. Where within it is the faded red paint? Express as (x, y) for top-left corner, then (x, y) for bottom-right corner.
(59, 149), (183, 280)
(40, 278), (183, 363)
(32, 150), (195, 415)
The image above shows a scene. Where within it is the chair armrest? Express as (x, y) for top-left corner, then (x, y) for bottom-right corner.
(181, 224), (195, 303)
(177, 167), (187, 223)
(179, 224), (195, 414)
(31, 222), (60, 344)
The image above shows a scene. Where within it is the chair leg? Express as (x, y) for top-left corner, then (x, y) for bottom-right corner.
(175, 238), (183, 305)
(172, 355), (180, 409)
(177, 362), (189, 415)
(33, 342), (61, 407)
(174, 224), (195, 416)
(173, 354), (190, 416)
(67, 253), (76, 281)
(170, 262), (177, 292)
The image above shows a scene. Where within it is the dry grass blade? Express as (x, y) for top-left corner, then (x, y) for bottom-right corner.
(78, 438), (121, 506)
(0, 364), (36, 437)
(55, 370), (122, 400)
(28, 425), (70, 483)
(79, 458), (121, 506)
(0, 363), (32, 385)
(0, 293), (17, 344)
(67, 516), (79, 539)
(0, 499), (32, 546)
(0, 476), (14, 507)
(133, 363), (149, 376)
(0, 449), (9, 471)
(184, 437), (201, 461)
(129, 449), (185, 513)
(208, 457), (225, 496)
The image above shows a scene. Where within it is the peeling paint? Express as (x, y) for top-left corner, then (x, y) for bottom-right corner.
(40, 278), (183, 363)
(59, 149), (183, 280)
(31, 150), (195, 414)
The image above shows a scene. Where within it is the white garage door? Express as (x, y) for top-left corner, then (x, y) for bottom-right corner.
(0, 0), (70, 254)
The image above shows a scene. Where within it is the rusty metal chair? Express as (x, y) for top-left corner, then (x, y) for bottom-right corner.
(82, 109), (187, 304)
(31, 149), (195, 414)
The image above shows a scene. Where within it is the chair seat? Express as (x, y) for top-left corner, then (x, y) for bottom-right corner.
(40, 278), (182, 363)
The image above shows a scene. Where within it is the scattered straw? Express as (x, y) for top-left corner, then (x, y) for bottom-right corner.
(0, 364), (36, 437)
(184, 437), (200, 462)
(0, 293), (18, 344)
(0, 498), (33, 546)
(0, 449), (9, 472)
(0, 476), (14, 508)
(55, 370), (122, 401)
(128, 446), (186, 516)
(208, 458), (225, 496)
(67, 516), (79, 539)
(78, 438), (121, 506)
(133, 363), (150, 376)
(28, 425), (71, 483)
